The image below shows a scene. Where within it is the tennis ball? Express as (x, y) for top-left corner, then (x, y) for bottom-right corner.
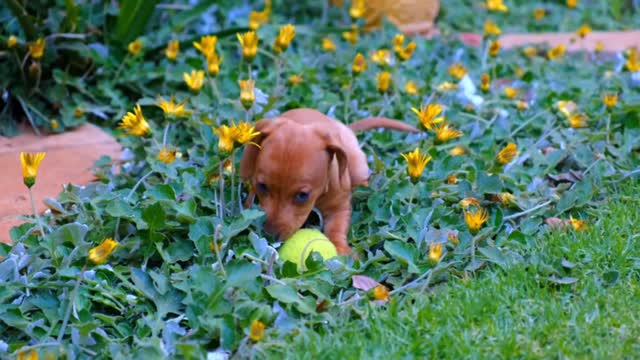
(278, 229), (337, 271)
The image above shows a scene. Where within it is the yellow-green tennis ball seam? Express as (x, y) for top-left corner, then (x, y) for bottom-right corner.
(279, 229), (337, 271)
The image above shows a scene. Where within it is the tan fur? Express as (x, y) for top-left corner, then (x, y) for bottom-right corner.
(240, 108), (416, 255)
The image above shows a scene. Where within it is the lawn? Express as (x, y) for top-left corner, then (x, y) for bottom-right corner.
(1, 0), (639, 359)
(266, 180), (640, 359)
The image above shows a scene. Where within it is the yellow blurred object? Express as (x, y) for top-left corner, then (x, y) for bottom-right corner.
(363, 0), (440, 35)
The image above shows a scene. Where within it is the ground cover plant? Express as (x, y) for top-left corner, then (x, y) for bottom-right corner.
(1, 0), (640, 359)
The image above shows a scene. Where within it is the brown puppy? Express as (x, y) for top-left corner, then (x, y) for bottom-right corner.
(240, 108), (417, 255)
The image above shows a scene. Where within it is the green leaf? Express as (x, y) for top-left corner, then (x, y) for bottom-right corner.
(384, 241), (420, 274)
(266, 284), (316, 314)
(146, 184), (177, 203)
(476, 171), (503, 194)
(226, 261), (261, 289)
(478, 246), (507, 269)
(142, 203), (166, 230)
(113, 0), (160, 44)
(222, 209), (264, 239)
(49, 222), (89, 247)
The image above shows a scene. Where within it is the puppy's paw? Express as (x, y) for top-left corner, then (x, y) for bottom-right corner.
(335, 245), (352, 256)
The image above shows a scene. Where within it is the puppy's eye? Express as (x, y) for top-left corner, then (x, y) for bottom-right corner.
(294, 191), (310, 203)
(256, 182), (268, 193)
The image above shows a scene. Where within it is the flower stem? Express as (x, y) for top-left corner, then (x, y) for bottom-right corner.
(28, 186), (45, 237)
(126, 170), (154, 201)
(57, 264), (86, 342)
(344, 75), (354, 123)
(219, 160), (225, 222)
(162, 122), (171, 146)
(213, 224), (226, 276)
(230, 151), (236, 215)
(606, 112), (611, 144)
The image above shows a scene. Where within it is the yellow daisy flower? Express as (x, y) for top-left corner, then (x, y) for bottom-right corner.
(497, 143), (518, 164)
(88, 238), (119, 265)
(183, 70), (205, 92)
(29, 38), (46, 59)
(401, 148), (432, 183)
(249, 320), (265, 342)
(411, 104), (445, 130)
(119, 104), (150, 137)
(273, 24), (295, 53)
(128, 39), (142, 55)
(237, 31), (259, 61)
(165, 40), (179, 60)
(465, 207), (489, 233)
(157, 96), (189, 118)
(193, 35), (218, 58)
(20, 152), (46, 188)
(238, 79), (256, 110)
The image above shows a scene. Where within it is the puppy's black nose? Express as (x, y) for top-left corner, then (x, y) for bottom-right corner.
(263, 221), (278, 238)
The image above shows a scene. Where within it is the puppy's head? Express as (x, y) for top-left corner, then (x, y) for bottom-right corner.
(240, 118), (347, 240)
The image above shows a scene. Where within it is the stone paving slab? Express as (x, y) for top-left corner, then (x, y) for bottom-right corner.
(0, 124), (121, 243)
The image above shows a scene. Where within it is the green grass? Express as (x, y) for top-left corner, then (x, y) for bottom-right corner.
(264, 180), (640, 359)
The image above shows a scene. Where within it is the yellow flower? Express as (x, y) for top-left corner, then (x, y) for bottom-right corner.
(405, 81), (419, 95)
(392, 34), (405, 53)
(371, 49), (391, 65)
(372, 284), (390, 301)
(213, 125), (236, 153)
(576, 24), (591, 38)
(523, 46), (537, 58)
(29, 38), (46, 59)
(8, 35), (17, 48)
(20, 152), (46, 188)
(459, 197), (481, 209)
(88, 238), (119, 265)
(567, 113), (589, 128)
(480, 73), (491, 92)
(401, 148), (432, 182)
(396, 42), (416, 62)
(322, 37), (337, 51)
(517, 100), (529, 111)
(434, 123), (463, 143)
(237, 31), (258, 61)
(497, 143), (518, 164)
(74, 107), (84, 117)
(566, 0), (578, 8)
(556, 100), (577, 118)
(193, 35), (218, 58)
(465, 208), (489, 233)
(569, 216), (586, 231)
(533, 8), (545, 21)
(288, 74), (303, 85)
(157, 96), (189, 118)
(16, 350), (38, 360)
(377, 71), (392, 93)
(412, 104), (445, 130)
(437, 82), (458, 91)
(450, 146), (466, 156)
(352, 53), (367, 75)
(158, 146), (177, 164)
(429, 242), (443, 262)
(249, 319), (265, 342)
(514, 67), (525, 78)
(349, 0), (366, 18)
(486, 0), (508, 12)
(183, 70), (204, 92)
(447, 174), (458, 184)
(128, 39), (142, 55)
(342, 25), (359, 45)
(239, 79), (256, 110)
(447, 232), (460, 246)
(483, 19), (501, 36)
(233, 121), (261, 145)
(499, 192), (517, 207)
(594, 41), (604, 53)
(626, 50), (640, 72)
(488, 40), (501, 57)
(547, 44), (566, 61)
(448, 63), (467, 80)
(119, 104), (150, 137)
(51, 119), (59, 129)
(248, 1), (271, 30)
(273, 24), (295, 53)
(165, 40), (179, 60)
(503, 87), (518, 99)
(207, 52), (222, 76)
(602, 93), (618, 108)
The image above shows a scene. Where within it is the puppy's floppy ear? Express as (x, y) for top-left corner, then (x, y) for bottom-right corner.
(317, 131), (349, 181)
(239, 117), (285, 181)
